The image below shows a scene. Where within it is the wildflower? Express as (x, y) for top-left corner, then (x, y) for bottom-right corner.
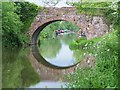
(85, 43), (88, 46)
(107, 49), (110, 51)
(101, 45), (104, 47)
(103, 37), (106, 40)
(97, 46), (100, 49)
(84, 53), (86, 55)
(94, 54), (97, 56)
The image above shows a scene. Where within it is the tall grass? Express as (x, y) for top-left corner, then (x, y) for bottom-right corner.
(67, 29), (118, 88)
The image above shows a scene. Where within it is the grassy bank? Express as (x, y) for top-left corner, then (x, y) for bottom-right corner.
(67, 28), (119, 88)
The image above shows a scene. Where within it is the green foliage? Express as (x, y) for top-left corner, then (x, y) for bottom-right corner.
(73, 2), (111, 16)
(15, 2), (41, 33)
(76, 37), (86, 43)
(2, 2), (40, 47)
(73, 49), (88, 62)
(39, 21), (80, 39)
(70, 37), (95, 50)
(69, 41), (79, 49)
(104, 1), (119, 26)
(2, 2), (23, 46)
(67, 29), (118, 88)
(76, 2), (112, 8)
(74, 1), (119, 27)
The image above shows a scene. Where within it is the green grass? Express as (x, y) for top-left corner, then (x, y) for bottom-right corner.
(76, 7), (109, 16)
(74, 2), (112, 16)
(67, 29), (119, 88)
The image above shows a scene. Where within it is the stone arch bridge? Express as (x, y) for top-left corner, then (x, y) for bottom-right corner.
(28, 7), (110, 44)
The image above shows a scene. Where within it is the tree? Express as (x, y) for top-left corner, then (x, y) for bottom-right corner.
(2, 2), (40, 47)
(15, 2), (40, 33)
(2, 2), (23, 46)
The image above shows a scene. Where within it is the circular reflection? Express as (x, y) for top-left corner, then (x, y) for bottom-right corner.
(32, 21), (85, 68)
(37, 34), (80, 68)
(32, 42), (78, 68)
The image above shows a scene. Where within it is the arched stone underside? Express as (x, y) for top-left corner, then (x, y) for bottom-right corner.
(28, 7), (110, 44)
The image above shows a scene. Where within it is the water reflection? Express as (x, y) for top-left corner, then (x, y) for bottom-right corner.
(2, 33), (91, 88)
(29, 81), (67, 88)
(44, 41), (76, 66)
(38, 34), (79, 67)
(2, 47), (40, 88)
(38, 38), (61, 59)
(30, 45), (77, 81)
(2, 34), (94, 88)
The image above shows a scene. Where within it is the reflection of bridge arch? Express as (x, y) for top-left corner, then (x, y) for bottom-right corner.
(29, 45), (77, 81)
(28, 7), (110, 45)
(29, 45), (96, 80)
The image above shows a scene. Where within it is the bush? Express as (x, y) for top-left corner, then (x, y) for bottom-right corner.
(70, 37), (95, 50)
(76, 37), (86, 43)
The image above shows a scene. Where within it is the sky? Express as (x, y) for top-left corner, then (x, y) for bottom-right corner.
(24, 0), (77, 7)
(24, 0), (118, 7)
(25, 0), (44, 6)
(2, 0), (118, 7)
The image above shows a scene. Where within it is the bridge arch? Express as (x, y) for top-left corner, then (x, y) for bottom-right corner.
(28, 7), (110, 45)
(31, 17), (84, 45)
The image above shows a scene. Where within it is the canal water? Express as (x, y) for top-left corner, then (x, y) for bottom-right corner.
(38, 34), (79, 67)
(2, 33), (87, 88)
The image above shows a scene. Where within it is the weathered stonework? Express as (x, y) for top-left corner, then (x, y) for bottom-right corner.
(28, 7), (110, 44)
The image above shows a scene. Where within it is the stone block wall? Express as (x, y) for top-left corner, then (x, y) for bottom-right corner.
(28, 7), (110, 44)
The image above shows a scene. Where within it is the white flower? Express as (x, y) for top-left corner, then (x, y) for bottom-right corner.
(84, 53), (86, 55)
(103, 38), (105, 40)
(85, 43), (88, 46)
(94, 54), (97, 56)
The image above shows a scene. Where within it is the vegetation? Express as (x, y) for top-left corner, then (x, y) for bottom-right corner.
(2, 2), (23, 47)
(2, 2), (41, 47)
(73, 1), (118, 26)
(2, 1), (41, 88)
(39, 21), (80, 39)
(15, 2), (41, 33)
(2, 0), (119, 88)
(66, 1), (119, 88)
(67, 29), (118, 88)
